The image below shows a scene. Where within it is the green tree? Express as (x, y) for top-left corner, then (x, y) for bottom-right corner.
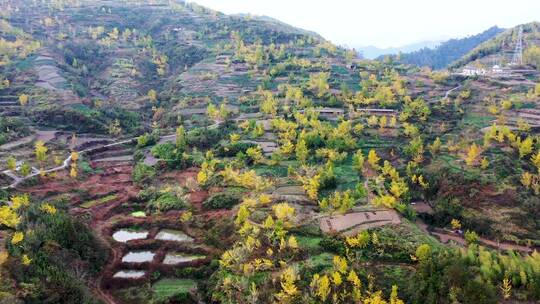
(295, 139), (308, 164)
(524, 45), (540, 70)
(176, 126), (187, 151)
(415, 244), (432, 261)
(147, 89), (157, 102)
(260, 91), (278, 116)
(18, 94), (29, 106)
(352, 149), (364, 175)
(20, 162), (31, 177)
(35, 141), (48, 166)
(308, 72), (330, 97)
(207, 103), (219, 120)
(464, 230), (479, 244)
(519, 136), (534, 158)
(6, 156), (16, 171)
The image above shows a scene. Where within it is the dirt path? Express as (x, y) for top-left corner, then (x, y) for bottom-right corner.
(364, 177), (534, 254)
(360, 260), (416, 270)
(425, 84), (463, 105)
(94, 277), (119, 304)
(1, 137), (135, 189)
(1, 122), (224, 303)
(415, 219), (534, 253)
(444, 84), (462, 99)
(1, 121), (224, 189)
(0, 135), (34, 151)
(93, 222), (121, 304)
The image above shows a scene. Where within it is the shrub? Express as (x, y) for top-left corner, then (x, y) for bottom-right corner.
(147, 191), (187, 212)
(141, 187), (188, 213)
(187, 128), (222, 148)
(319, 166), (337, 190)
(150, 142), (195, 169)
(319, 236), (346, 255)
(137, 132), (158, 148)
(464, 230), (479, 244)
(215, 142), (256, 157)
(151, 142), (177, 160)
(132, 163), (156, 185)
(133, 149), (145, 163)
(203, 192), (241, 210)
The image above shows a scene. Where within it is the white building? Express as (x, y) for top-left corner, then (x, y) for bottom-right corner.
(491, 65), (503, 74)
(461, 66), (486, 76)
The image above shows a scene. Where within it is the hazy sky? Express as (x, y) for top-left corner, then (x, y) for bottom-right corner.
(194, 0), (540, 48)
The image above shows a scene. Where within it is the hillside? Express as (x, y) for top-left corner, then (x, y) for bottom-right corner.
(450, 22), (540, 69)
(1, 1), (540, 304)
(232, 14), (324, 39)
(0, 0), (333, 136)
(389, 26), (504, 69)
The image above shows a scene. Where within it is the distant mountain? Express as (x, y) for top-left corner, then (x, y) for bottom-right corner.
(450, 22), (540, 69)
(390, 26), (505, 69)
(232, 14), (324, 40)
(356, 40), (443, 59)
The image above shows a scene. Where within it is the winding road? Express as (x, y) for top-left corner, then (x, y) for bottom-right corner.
(363, 177), (535, 254)
(1, 138), (135, 189)
(0, 122), (223, 190)
(415, 219), (535, 253)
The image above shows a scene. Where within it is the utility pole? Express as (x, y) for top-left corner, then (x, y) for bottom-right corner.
(510, 26), (523, 66)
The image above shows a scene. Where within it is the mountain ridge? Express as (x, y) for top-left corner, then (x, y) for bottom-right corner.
(387, 25), (504, 69)
(449, 21), (540, 69)
(356, 40), (443, 59)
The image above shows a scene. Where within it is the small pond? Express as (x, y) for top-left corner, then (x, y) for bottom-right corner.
(112, 229), (149, 243)
(122, 251), (156, 263)
(155, 229), (193, 242)
(162, 252), (206, 265)
(113, 270), (146, 279)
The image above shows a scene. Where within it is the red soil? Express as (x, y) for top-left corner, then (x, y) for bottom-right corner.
(21, 163), (139, 221)
(160, 166), (199, 184)
(189, 190), (209, 206)
(19, 161), (232, 302)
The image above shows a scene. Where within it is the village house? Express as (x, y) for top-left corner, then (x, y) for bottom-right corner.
(299, 107), (345, 120)
(461, 65), (487, 76)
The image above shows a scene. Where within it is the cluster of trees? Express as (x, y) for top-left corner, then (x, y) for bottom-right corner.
(0, 20), (41, 66)
(2, 195), (108, 303)
(482, 123), (540, 192)
(102, 26), (171, 77)
(0, 116), (31, 145)
(213, 183), (406, 303)
(224, 29), (340, 74)
(228, 32), (285, 69)
(524, 45), (540, 70)
(342, 71), (407, 107)
(220, 166), (273, 192)
(195, 62), (435, 217)
(207, 101), (231, 121)
(358, 149), (428, 214)
(410, 243), (540, 303)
